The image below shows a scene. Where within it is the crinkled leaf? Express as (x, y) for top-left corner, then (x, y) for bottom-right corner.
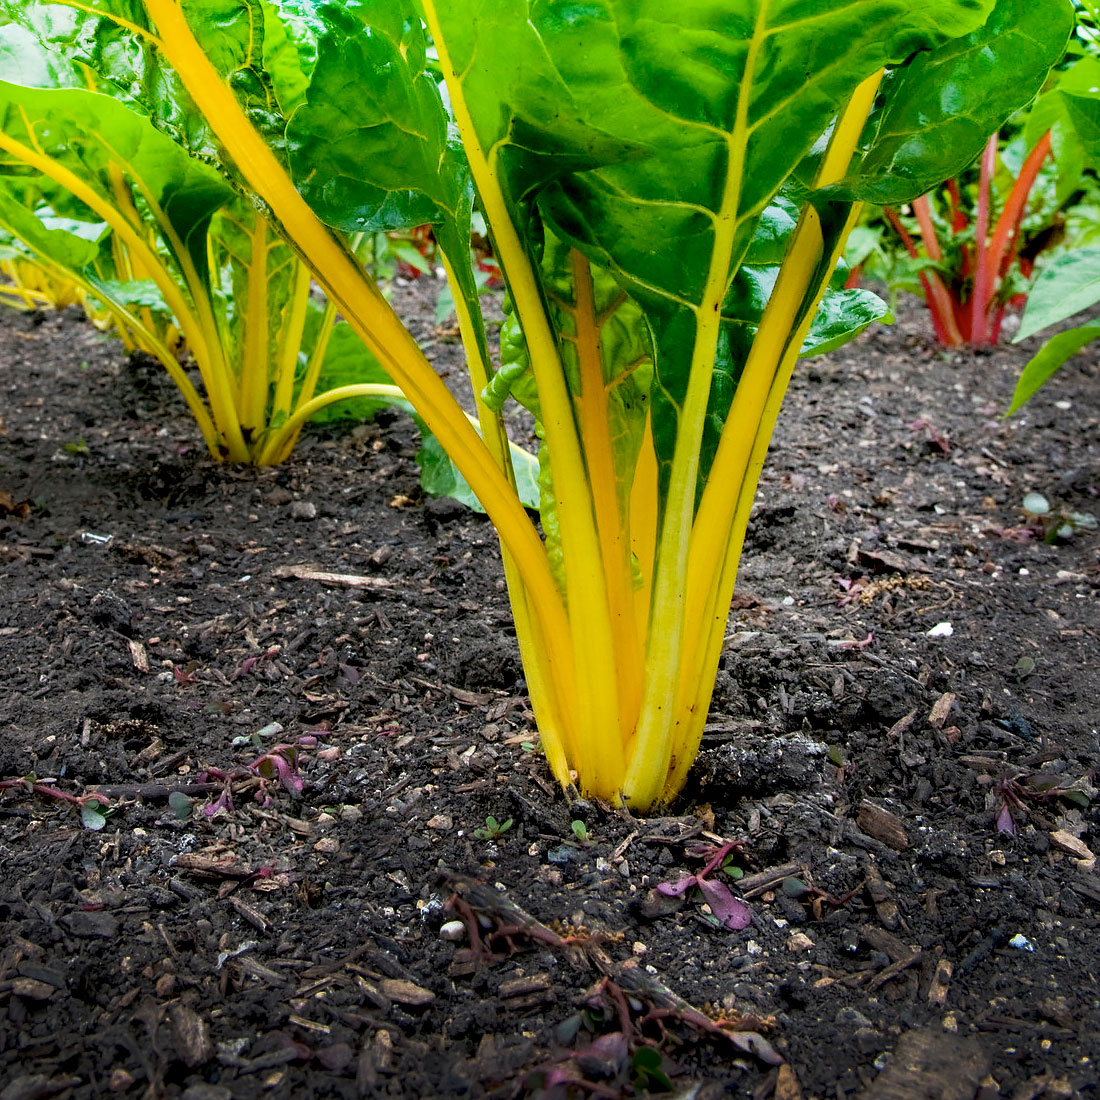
(0, 80), (233, 282)
(846, 0), (1075, 204)
(431, 0), (1002, 514)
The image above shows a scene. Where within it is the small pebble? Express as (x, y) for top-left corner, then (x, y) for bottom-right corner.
(439, 920), (466, 943)
(427, 814), (453, 831)
(1008, 933), (1034, 952)
(339, 805), (362, 822)
(290, 500), (317, 520)
(315, 812), (336, 826)
(787, 932), (814, 952)
(313, 837), (339, 854)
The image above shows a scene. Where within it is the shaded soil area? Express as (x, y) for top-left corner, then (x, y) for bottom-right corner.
(1, 287), (1099, 1100)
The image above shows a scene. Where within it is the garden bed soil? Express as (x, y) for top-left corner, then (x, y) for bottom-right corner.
(1, 286), (1098, 1100)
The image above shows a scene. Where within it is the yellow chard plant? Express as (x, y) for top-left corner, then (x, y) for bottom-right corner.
(3, 0), (1073, 807)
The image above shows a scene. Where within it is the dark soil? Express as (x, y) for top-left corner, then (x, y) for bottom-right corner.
(1, 284), (1099, 1100)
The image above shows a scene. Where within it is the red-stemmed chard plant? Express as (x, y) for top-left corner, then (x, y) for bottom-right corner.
(883, 130), (1056, 346)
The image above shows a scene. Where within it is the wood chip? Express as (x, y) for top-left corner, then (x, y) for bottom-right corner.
(128, 639), (149, 673)
(775, 1063), (802, 1100)
(229, 896), (272, 933)
(271, 564), (393, 588)
(926, 958), (953, 1006)
(864, 1029), (990, 1100)
(169, 1004), (212, 1068)
(173, 853), (250, 878)
(1049, 829), (1095, 864)
(738, 862), (803, 898)
(499, 975), (551, 999)
(860, 926), (915, 964)
(12, 977), (55, 1001)
(886, 709), (918, 740)
(928, 692), (957, 729)
(378, 978), (435, 1006)
(866, 862), (900, 930)
(858, 801), (909, 851)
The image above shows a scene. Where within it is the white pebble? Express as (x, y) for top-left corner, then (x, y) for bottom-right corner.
(439, 920), (467, 943)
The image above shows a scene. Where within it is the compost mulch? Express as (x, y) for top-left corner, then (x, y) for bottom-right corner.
(1, 286), (1098, 1100)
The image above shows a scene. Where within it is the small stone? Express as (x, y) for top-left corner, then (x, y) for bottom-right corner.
(745, 940), (763, 956)
(632, 941), (647, 956)
(290, 500), (317, 520)
(339, 805), (363, 822)
(110, 1069), (135, 1092)
(787, 932), (814, 952)
(313, 837), (340, 854)
(618, 860), (631, 878)
(835, 1008), (873, 1029)
(427, 814), (453, 831)
(942, 1012), (958, 1032)
(855, 1027), (882, 1054)
(12, 978), (54, 1001)
(439, 920), (466, 943)
(156, 973), (177, 999)
(181, 1087), (232, 1100)
(315, 812), (336, 826)
(1037, 996), (1074, 1029)
(62, 911), (119, 939)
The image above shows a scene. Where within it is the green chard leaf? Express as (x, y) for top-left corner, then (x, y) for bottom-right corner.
(428, 0), (1005, 513)
(846, 0), (1076, 204)
(1008, 321), (1100, 413)
(1016, 247), (1100, 340)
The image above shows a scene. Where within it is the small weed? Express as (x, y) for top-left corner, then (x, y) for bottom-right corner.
(571, 819), (593, 845)
(473, 814), (513, 841)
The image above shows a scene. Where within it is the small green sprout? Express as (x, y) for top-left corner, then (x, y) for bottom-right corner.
(473, 814), (513, 841)
(570, 819), (592, 845)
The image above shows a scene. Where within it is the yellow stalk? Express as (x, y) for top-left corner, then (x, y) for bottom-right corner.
(620, 3), (772, 809)
(270, 259), (314, 425)
(126, 170), (245, 459)
(439, 251), (580, 776)
(0, 125), (243, 454)
(238, 214), (272, 438)
(570, 248), (644, 740)
(664, 70), (884, 800)
(136, 0), (572, 677)
(423, 0), (625, 797)
(627, 414), (659, 650)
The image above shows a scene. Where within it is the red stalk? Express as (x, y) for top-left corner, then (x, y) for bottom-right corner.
(969, 133), (999, 345)
(945, 179), (968, 232)
(886, 203), (964, 346)
(912, 196), (943, 261)
(988, 131), (1053, 283)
